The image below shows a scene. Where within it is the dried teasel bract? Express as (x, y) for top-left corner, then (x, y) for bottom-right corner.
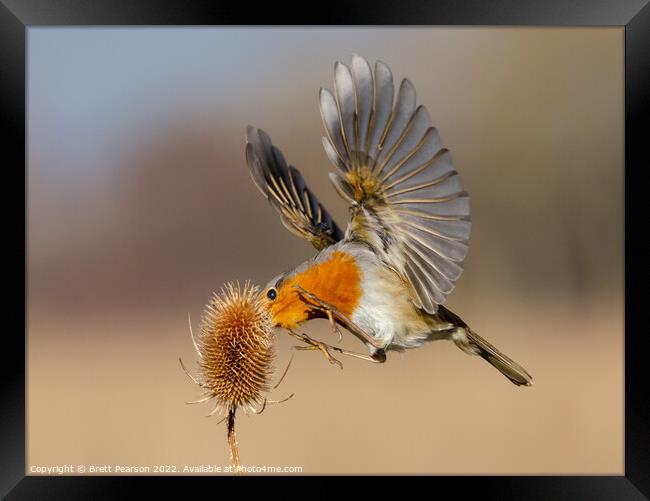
(180, 281), (293, 473)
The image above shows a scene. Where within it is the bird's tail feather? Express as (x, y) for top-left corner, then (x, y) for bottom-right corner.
(454, 327), (533, 387)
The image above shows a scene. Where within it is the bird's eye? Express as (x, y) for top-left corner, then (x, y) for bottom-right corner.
(267, 288), (277, 300)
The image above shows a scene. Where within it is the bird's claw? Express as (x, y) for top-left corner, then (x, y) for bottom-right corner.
(316, 341), (343, 369)
(291, 335), (343, 369)
(332, 323), (343, 344)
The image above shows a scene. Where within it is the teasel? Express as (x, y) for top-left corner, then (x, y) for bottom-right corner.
(180, 281), (293, 473)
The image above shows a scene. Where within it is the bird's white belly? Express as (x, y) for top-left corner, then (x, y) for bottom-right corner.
(349, 253), (432, 350)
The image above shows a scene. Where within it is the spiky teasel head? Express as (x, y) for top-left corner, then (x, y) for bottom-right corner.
(181, 281), (275, 471)
(197, 281), (275, 411)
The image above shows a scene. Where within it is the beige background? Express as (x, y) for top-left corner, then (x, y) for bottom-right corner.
(27, 27), (623, 474)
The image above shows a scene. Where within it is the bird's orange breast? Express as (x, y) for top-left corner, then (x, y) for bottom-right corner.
(270, 251), (362, 330)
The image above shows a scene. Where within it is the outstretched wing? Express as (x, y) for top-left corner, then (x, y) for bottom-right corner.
(319, 55), (470, 313)
(245, 126), (344, 250)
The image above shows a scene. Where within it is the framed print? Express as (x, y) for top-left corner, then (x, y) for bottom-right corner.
(2, 0), (649, 498)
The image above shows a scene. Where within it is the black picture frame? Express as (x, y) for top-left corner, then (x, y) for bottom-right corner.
(2, 1), (648, 498)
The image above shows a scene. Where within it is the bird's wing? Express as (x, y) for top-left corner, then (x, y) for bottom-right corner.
(319, 55), (470, 313)
(245, 126), (344, 251)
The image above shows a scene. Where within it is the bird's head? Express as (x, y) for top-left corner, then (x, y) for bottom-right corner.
(260, 270), (313, 331)
(260, 250), (362, 332)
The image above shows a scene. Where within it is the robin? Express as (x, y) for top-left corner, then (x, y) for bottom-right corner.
(244, 55), (532, 386)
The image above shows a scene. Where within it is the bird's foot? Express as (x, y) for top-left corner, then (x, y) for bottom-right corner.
(288, 330), (343, 369)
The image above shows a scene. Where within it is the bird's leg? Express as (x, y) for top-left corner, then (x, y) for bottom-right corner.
(293, 285), (385, 351)
(286, 329), (343, 369)
(287, 328), (385, 365)
(326, 344), (385, 363)
(285, 328), (316, 346)
(325, 309), (343, 343)
(289, 329), (383, 365)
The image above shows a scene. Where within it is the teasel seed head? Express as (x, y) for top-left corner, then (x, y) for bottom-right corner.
(197, 281), (274, 411)
(182, 281), (275, 472)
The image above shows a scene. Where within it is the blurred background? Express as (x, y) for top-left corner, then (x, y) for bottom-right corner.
(27, 27), (623, 474)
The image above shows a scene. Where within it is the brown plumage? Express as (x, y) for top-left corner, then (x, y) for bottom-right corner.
(181, 281), (276, 472)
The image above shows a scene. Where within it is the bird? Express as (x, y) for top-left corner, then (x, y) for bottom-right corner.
(243, 55), (532, 386)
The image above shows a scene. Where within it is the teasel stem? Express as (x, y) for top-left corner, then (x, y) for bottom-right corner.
(227, 407), (241, 475)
